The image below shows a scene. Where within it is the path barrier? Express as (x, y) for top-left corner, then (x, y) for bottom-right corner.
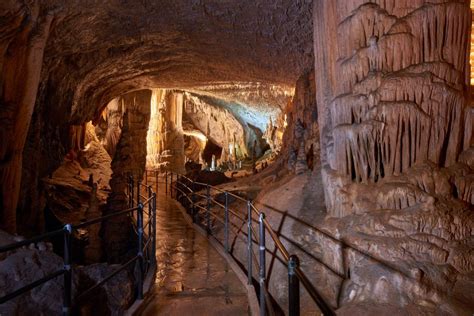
(146, 169), (335, 316)
(0, 176), (156, 315)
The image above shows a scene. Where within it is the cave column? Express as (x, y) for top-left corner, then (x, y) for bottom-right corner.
(160, 91), (186, 173)
(313, 0), (472, 216)
(146, 89), (165, 169)
(104, 90), (151, 262)
(0, 5), (54, 233)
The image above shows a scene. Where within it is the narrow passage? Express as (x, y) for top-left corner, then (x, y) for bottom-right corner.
(138, 185), (249, 315)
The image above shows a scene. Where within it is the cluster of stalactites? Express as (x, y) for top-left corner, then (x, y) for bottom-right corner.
(326, 1), (470, 183)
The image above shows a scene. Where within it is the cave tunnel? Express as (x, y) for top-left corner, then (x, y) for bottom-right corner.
(0, 1), (473, 315)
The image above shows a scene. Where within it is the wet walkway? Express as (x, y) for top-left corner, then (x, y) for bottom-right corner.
(138, 188), (249, 315)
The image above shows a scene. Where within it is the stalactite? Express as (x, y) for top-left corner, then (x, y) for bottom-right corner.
(321, 1), (470, 189)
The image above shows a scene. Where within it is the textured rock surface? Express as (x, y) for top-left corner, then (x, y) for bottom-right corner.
(1, 0), (473, 314)
(104, 90), (151, 262)
(146, 89), (186, 173)
(313, 0), (472, 215)
(183, 93), (256, 160)
(280, 70), (319, 174)
(239, 2), (474, 313)
(0, 230), (134, 315)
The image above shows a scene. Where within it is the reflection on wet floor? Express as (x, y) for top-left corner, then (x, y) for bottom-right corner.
(138, 189), (249, 315)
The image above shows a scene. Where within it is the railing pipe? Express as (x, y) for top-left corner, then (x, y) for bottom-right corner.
(224, 192), (229, 253)
(137, 203), (144, 299)
(259, 213), (266, 316)
(206, 185), (211, 233)
(63, 224), (72, 316)
(247, 200), (252, 285)
(152, 192), (157, 265)
(288, 255), (300, 316)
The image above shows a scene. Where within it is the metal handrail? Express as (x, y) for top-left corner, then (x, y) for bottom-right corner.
(0, 176), (158, 315)
(154, 170), (334, 316)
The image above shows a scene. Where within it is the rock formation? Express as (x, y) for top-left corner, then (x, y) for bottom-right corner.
(250, 2), (474, 314)
(103, 90), (151, 262)
(313, 0), (472, 215)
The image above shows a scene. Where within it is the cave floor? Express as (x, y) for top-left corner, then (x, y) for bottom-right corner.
(137, 187), (249, 316)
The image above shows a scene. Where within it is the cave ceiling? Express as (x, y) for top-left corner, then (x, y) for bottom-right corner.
(18, 0), (314, 119)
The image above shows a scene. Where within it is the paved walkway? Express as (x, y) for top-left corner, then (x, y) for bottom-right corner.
(138, 189), (249, 315)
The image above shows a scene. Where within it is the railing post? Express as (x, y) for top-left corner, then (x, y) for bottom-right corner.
(165, 171), (168, 195)
(152, 192), (157, 265)
(224, 192), (229, 253)
(247, 200), (252, 285)
(148, 186), (152, 251)
(288, 255), (300, 316)
(259, 213), (266, 316)
(206, 185), (211, 233)
(63, 224), (72, 316)
(137, 203), (144, 299)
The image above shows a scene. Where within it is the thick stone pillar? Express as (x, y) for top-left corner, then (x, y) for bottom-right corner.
(160, 91), (186, 173)
(0, 4), (54, 233)
(313, 0), (471, 216)
(103, 90), (151, 262)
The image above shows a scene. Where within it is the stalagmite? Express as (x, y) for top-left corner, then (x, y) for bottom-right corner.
(103, 90), (151, 262)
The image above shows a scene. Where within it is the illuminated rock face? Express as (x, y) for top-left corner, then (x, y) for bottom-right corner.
(144, 89), (186, 173)
(183, 93), (252, 161)
(313, 0), (472, 216)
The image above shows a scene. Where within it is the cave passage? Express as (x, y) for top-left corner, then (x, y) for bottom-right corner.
(1, 0), (473, 315)
(137, 182), (248, 315)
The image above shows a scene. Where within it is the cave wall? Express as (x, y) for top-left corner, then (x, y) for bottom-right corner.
(183, 93), (267, 163)
(104, 89), (151, 262)
(291, 0), (474, 312)
(0, 3), (55, 233)
(313, 0), (472, 216)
